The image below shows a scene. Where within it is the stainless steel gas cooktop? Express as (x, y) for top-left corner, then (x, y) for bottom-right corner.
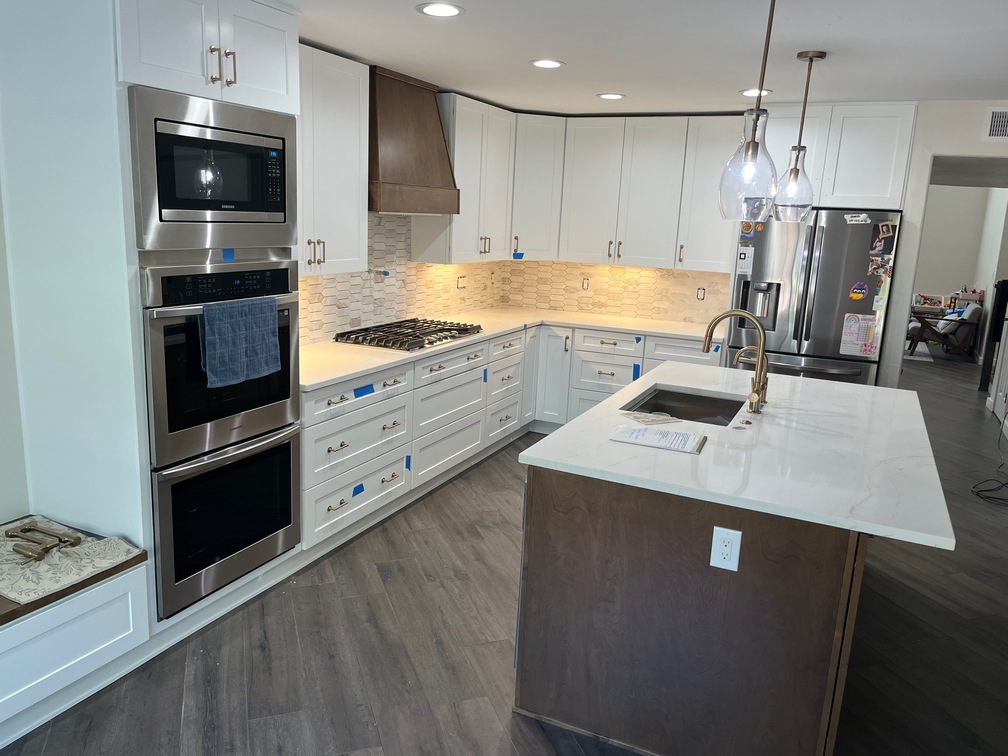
(333, 318), (483, 351)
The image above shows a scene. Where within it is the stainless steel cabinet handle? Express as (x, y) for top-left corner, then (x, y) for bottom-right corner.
(503, 342), (516, 349)
(382, 420), (401, 430)
(501, 375), (513, 382)
(597, 370), (616, 377)
(564, 335), (570, 352)
(678, 244), (685, 263)
(429, 364), (447, 372)
(513, 235), (519, 253)
(381, 472), (399, 484)
(485, 236), (491, 254)
(327, 500), (348, 512)
(225, 49), (237, 86)
(306, 239), (316, 265)
(616, 241), (622, 259)
(382, 379), (402, 387)
(607, 240), (614, 259)
(599, 339), (618, 346)
(209, 45), (223, 83)
(316, 239), (325, 264)
(466, 353), (482, 361)
(499, 414), (512, 423)
(327, 441), (349, 453)
(327, 395), (349, 405)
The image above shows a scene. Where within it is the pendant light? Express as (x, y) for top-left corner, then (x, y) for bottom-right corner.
(773, 50), (826, 222)
(718, 0), (779, 222)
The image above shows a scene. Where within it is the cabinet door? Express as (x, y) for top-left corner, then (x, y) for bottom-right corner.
(535, 326), (572, 424)
(676, 116), (741, 273)
(482, 105), (517, 260)
(218, 0), (299, 114)
(615, 117), (688, 268)
(297, 46), (315, 273)
(558, 119), (625, 264)
(512, 115), (566, 261)
(117, 0), (220, 98)
(820, 104), (916, 210)
(302, 48), (369, 275)
(764, 104), (832, 204)
(521, 326), (539, 424)
(448, 96), (488, 263)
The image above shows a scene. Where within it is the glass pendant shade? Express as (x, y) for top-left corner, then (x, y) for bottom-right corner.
(772, 146), (814, 222)
(719, 109), (778, 222)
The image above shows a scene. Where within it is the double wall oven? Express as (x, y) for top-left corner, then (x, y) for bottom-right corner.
(131, 85), (301, 620)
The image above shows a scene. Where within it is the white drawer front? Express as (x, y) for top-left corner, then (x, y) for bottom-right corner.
(489, 330), (525, 361)
(644, 335), (721, 365)
(643, 358), (665, 374)
(413, 367), (487, 438)
(303, 392), (411, 487)
(486, 351), (523, 403)
(0, 566), (148, 723)
(486, 394), (522, 446)
(411, 411), (485, 488)
(567, 388), (609, 421)
(302, 364), (412, 427)
(413, 341), (489, 386)
(302, 444), (411, 548)
(573, 328), (644, 358)
(570, 352), (640, 394)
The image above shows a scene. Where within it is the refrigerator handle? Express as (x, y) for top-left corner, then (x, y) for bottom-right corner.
(802, 222), (827, 343)
(793, 220), (818, 343)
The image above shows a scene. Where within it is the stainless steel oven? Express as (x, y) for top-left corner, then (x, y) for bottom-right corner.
(128, 85), (296, 250)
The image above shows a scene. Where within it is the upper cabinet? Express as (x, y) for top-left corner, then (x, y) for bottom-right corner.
(764, 104), (833, 203)
(558, 117), (688, 268)
(118, 0), (300, 114)
(298, 46), (368, 276)
(412, 95), (517, 264)
(511, 114), (566, 261)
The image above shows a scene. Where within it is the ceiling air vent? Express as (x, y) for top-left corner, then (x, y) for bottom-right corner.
(983, 108), (1008, 142)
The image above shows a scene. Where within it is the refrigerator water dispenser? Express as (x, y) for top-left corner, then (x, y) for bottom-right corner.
(739, 281), (780, 331)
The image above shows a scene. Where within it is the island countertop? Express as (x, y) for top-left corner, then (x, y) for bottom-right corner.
(518, 361), (955, 550)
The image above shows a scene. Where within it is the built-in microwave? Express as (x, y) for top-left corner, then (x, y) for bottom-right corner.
(128, 85), (296, 251)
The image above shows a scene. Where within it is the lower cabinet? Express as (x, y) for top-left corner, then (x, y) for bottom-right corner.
(411, 410), (486, 487)
(570, 351), (639, 394)
(486, 393), (522, 446)
(535, 326), (573, 424)
(521, 327), (539, 424)
(567, 388), (610, 421)
(644, 334), (722, 366)
(413, 367), (487, 438)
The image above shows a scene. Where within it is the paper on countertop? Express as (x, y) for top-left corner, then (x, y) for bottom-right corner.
(610, 425), (707, 454)
(619, 411), (682, 425)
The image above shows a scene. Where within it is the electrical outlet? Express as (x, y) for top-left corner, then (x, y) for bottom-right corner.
(710, 526), (742, 571)
(697, 287), (705, 300)
(582, 277), (590, 290)
(456, 276), (466, 289)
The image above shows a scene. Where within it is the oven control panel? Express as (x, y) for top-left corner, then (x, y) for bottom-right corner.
(162, 269), (291, 305)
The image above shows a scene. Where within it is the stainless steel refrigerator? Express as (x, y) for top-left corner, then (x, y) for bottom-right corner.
(727, 208), (901, 385)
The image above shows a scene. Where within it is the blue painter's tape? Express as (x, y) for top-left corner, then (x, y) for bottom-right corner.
(222, 247), (235, 262)
(633, 363), (641, 380)
(405, 455), (411, 471)
(635, 336), (642, 343)
(352, 483), (364, 497)
(512, 252), (525, 259)
(483, 368), (488, 382)
(714, 344), (721, 353)
(353, 384), (376, 398)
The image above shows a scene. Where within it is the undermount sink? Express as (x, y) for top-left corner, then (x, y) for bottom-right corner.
(621, 387), (746, 427)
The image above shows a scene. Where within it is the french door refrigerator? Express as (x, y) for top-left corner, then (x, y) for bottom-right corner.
(727, 208), (901, 385)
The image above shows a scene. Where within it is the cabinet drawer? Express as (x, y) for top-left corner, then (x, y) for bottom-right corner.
(570, 352), (640, 394)
(644, 335), (721, 366)
(302, 364), (411, 427)
(302, 444), (411, 548)
(413, 341), (488, 386)
(486, 351), (523, 403)
(414, 367), (487, 438)
(567, 388), (609, 421)
(486, 394), (522, 446)
(488, 330), (525, 360)
(411, 411), (485, 488)
(303, 392), (411, 487)
(573, 328), (644, 358)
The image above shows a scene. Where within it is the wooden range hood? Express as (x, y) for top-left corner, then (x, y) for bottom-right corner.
(369, 67), (459, 215)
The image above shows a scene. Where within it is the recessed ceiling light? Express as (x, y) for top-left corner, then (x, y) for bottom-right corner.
(740, 88), (773, 97)
(531, 59), (565, 69)
(597, 93), (625, 100)
(416, 3), (464, 17)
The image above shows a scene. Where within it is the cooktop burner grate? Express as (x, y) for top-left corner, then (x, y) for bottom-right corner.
(333, 318), (483, 351)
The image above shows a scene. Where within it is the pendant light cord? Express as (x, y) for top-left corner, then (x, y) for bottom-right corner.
(753, 0), (776, 113)
(796, 56), (814, 147)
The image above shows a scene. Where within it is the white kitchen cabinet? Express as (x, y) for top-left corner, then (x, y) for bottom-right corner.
(117, 0), (299, 114)
(820, 103), (916, 209)
(487, 351), (523, 403)
(301, 363), (411, 427)
(488, 330), (525, 360)
(764, 104), (833, 205)
(486, 394), (523, 446)
(570, 352), (638, 394)
(573, 327), (644, 358)
(411, 411), (486, 487)
(644, 334), (722, 366)
(414, 341), (488, 386)
(413, 367), (487, 438)
(567, 388), (609, 421)
(511, 115), (566, 260)
(412, 95), (516, 263)
(521, 327), (539, 425)
(535, 326), (573, 424)
(676, 116), (742, 274)
(298, 46), (369, 275)
(558, 118), (688, 268)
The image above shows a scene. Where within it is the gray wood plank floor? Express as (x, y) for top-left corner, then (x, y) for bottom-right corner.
(5, 356), (1008, 755)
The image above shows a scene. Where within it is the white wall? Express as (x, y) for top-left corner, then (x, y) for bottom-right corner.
(972, 189), (1008, 359)
(0, 1), (147, 543)
(881, 100), (1008, 387)
(913, 185), (989, 296)
(0, 170), (29, 523)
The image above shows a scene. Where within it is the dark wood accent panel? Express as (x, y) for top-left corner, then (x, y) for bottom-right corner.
(515, 467), (859, 756)
(825, 533), (867, 753)
(368, 182), (459, 216)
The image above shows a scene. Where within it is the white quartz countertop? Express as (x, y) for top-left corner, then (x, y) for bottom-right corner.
(299, 307), (723, 391)
(519, 361), (955, 550)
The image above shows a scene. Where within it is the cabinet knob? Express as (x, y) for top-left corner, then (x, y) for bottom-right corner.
(209, 45), (223, 83)
(225, 49), (237, 86)
(327, 441), (349, 453)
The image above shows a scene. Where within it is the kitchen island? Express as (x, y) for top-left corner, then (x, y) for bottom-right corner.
(514, 362), (954, 755)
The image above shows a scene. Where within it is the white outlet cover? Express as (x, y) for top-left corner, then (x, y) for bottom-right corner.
(710, 526), (742, 572)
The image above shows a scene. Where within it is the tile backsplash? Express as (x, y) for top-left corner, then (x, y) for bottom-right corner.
(299, 214), (731, 343)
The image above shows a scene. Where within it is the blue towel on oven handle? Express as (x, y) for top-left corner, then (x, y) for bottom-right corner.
(199, 297), (281, 388)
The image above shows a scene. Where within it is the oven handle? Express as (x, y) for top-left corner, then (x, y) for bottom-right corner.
(155, 423), (300, 483)
(149, 292), (299, 320)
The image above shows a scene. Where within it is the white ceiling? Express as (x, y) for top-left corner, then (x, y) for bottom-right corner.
(293, 0), (1008, 114)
